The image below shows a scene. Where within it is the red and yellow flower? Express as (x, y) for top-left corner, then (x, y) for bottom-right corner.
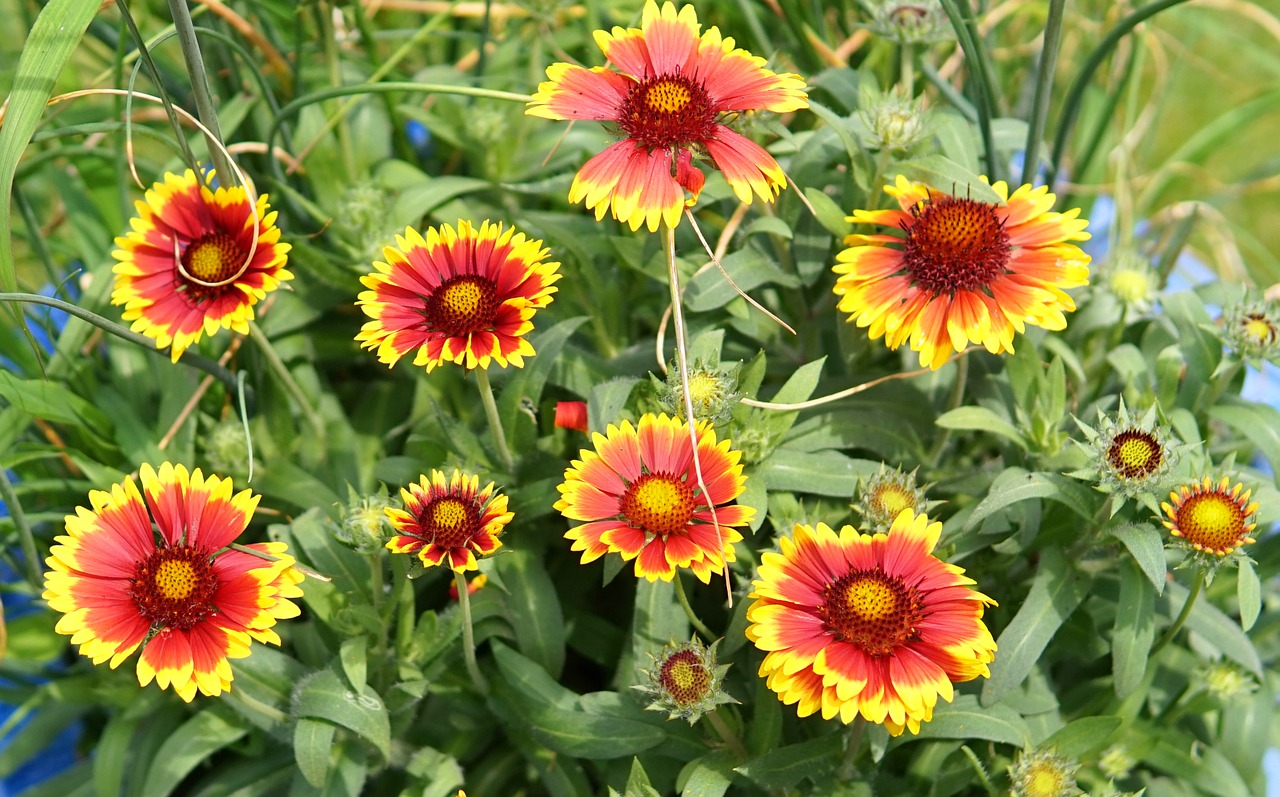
(42, 463), (303, 702)
(1161, 476), (1258, 557)
(385, 470), (513, 572)
(746, 510), (996, 736)
(357, 220), (560, 372)
(554, 413), (753, 582)
(112, 170), (292, 361)
(833, 176), (1090, 369)
(526, 0), (808, 232)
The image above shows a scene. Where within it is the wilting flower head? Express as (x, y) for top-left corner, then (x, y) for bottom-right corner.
(356, 220), (560, 372)
(526, 0), (808, 232)
(635, 637), (736, 723)
(1161, 476), (1258, 558)
(555, 413), (754, 583)
(111, 170), (293, 361)
(1007, 748), (1083, 797)
(833, 176), (1090, 369)
(1221, 298), (1280, 365)
(869, 0), (951, 43)
(42, 463), (304, 702)
(656, 360), (742, 425)
(746, 511), (996, 736)
(1074, 400), (1178, 502)
(554, 400), (590, 433)
(385, 470), (513, 572)
(852, 464), (935, 533)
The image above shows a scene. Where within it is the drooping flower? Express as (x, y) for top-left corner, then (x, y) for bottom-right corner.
(833, 175), (1090, 369)
(111, 170), (293, 361)
(1161, 476), (1258, 557)
(555, 413), (754, 582)
(1007, 748), (1083, 797)
(635, 637), (736, 723)
(42, 463), (304, 702)
(746, 511), (996, 736)
(526, 0), (808, 232)
(385, 471), (513, 572)
(356, 221), (561, 372)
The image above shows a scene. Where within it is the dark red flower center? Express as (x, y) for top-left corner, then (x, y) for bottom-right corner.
(901, 196), (1011, 295)
(659, 649), (711, 706)
(621, 473), (696, 537)
(181, 232), (246, 286)
(618, 75), (717, 150)
(821, 567), (924, 657)
(1106, 430), (1163, 479)
(130, 545), (219, 631)
(412, 495), (482, 549)
(423, 275), (500, 338)
(1176, 492), (1249, 553)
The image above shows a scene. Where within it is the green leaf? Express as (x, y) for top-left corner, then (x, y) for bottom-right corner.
(935, 406), (1028, 449)
(735, 733), (842, 791)
(684, 248), (799, 313)
(140, 709), (248, 797)
(1160, 580), (1263, 676)
(802, 187), (852, 237)
(623, 758), (662, 797)
(498, 316), (589, 449)
(1040, 716), (1121, 759)
(1112, 559), (1155, 698)
(0, 371), (113, 438)
(497, 548), (567, 677)
(760, 450), (875, 497)
(626, 578), (687, 687)
(890, 155), (1002, 203)
(339, 637), (367, 692)
(0, 0), (101, 293)
(94, 713), (140, 797)
(589, 378), (641, 435)
(1109, 523), (1167, 594)
(293, 669), (391, 759)
(389, 175), (492, 225)
(678, 751), (736, 797)
(1237, 557), (1260, 632)
(1210, 399), (1280, 487)
(293, 718), (336, 789)
(767, 357), (826, 406)
(982, 549), (1088, 706)
(966, 468), (1097, 530)
(912, 695), (1030, 746)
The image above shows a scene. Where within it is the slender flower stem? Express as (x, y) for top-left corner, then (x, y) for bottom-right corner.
(247, 321), (326, 441)
(960, 744), (1001, 797)
(927, 353), (970, 467)
(1151, 568), (1205, 657)
(115, 0), (199, 171)
(456, 571), (489, 694)
(0, 468), (42, 591)
(706, 708), (749, 761)
(673, 574), (716, 642)
(165, 0), (232, 180)
(474, 369), (514, 473)
(836, 717), (867, 780)
(228, 684), (289, 724)
(393, 555), (416, 659)
(666, 226), (732, 605)
(1021, 0), (1066, 186)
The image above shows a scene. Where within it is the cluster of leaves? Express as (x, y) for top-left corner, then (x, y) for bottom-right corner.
(2, 1), (1280, 796)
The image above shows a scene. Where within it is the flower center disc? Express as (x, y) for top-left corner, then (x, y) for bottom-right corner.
(182, 232), (246, 285)
(1242, 315), (1277, 347)
(1179, 492), (1247, 552)
(422, 496), (479, 548)
(901, 196), (1011, 294)
(822, 569), (923, 656)
(1107, 430), (1162, 479)
(619, 75), (716, 150)
(1026, 765), (1065, 797)
(130, 546), (219, 630)
(425, 275), (499, 337)
(621, 473), (696, 537)
(870, 484), (915, 519)
(660, 650), (711, 706)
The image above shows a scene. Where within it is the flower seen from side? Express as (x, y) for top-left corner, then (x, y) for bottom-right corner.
(635, 637), (736, 723)
(555, 413), (754, 582)
(385, 470), (513, 572)
(1161, 476), (1258, 558)
(746, 510), (996, 736)
(42, 463), (304, 702)
(1221, 298), (1280, 365)
(833, 176), (1090, 369)
(526, 0), (808, 231)
(356, 220), (560, 372)
(111, 170), (292, 361)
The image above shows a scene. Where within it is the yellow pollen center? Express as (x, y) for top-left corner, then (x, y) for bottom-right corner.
(154, 559), (197, 600)
(1242, 316), (1277, 346)
(871, 484), (914, 518)
(636, 479), (684, 515)
(1178, 492), (1247, 552)
(846, 577), (898, 621)
(441, 281), (483, 316)
(659, 650), (711, 706)
(646, 80), (692, 114)
(431, 498), (469, 530)
(668, 658), (699, 690)
(1025, 765), (1063, 797)
(688, 372), (721, 405)
(621, 474), (697, 537)
(1117, 437), (1155, 469)
(181, 232), (245, 287)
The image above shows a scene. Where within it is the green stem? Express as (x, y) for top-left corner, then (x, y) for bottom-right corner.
(165, 0), (231, 180)
(0, 468), (42, 591)
(1151, 568), (1205, 657)
(115, 0), (199, 171)
(228, 684), (288, 724)
(673, 575), (716, 642)
(0, 293), (248, 401)
(247, 321), (325, 441)
(938, 0), (1000, 180)
(836, 717), (866, 780)
(1020, 0), (1066, 186)
(706, 708), (749, 761)
(899, 42), (915, 93)
(456, 571), (489, 694)
(393, 554), (416, 659)
(927, 353), (969, 467)
(474, 369), (515, 473)
(960, 744), (1000, 797)
(317, 1), (357, 178)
